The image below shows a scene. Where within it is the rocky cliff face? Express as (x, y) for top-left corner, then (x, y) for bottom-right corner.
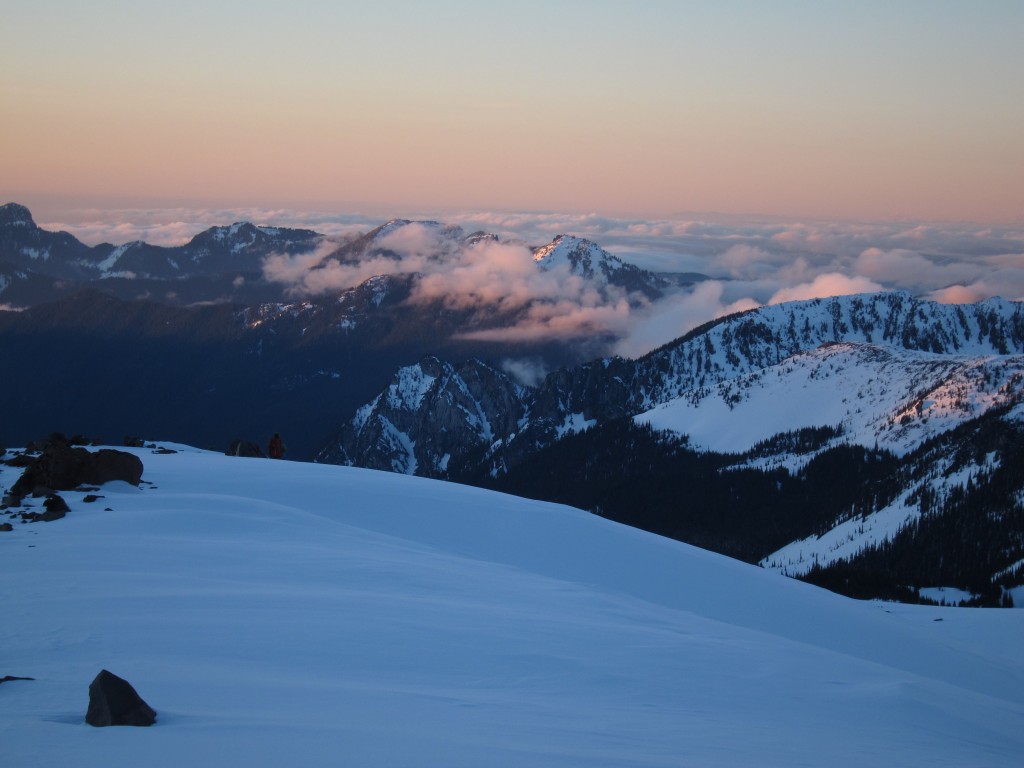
(317, 357), (527, 474)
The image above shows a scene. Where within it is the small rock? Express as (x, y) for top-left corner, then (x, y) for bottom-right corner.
(43, 495), (70, 514)
(0, 675), (34, 684)
(83, 495), (104, 503)
(0, 523), (13, 532)
(85, 669), (157, 727)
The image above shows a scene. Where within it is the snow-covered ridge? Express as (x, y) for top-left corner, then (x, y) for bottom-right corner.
(2, 444), (1022, 766)
(638, 342), (1024, 457)
(631, 291), (1024, 411)
(323, 291), (1024, 481)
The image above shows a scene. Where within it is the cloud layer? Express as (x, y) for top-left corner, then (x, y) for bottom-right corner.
(39, 206), (1024, 359)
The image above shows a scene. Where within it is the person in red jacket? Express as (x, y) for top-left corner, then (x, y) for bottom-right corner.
(267, 433), (285, 459)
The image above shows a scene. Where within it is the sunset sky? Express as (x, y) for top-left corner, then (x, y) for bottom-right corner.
(3, 1), (1022, 224)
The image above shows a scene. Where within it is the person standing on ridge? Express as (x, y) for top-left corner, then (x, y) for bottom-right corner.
(267, 433), (285, 459)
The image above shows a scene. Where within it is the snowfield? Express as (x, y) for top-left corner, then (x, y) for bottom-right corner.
(636, 342), (1024, 458)
(2, 445), (1023, 767)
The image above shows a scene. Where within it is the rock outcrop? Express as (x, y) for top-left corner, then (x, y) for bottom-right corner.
(85, 670), (156, 727)
(9, 435), (143, 500)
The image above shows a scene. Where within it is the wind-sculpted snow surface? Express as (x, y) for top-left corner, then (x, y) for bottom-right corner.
(2, 446), (1023, 766)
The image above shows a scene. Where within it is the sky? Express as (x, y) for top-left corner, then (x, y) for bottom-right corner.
(3, 444), (1023, 766)
(2, 1), (1023, 224)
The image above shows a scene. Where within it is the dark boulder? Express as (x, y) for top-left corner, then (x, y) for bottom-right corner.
(227, 439), (265, 458)
(20, 497), (69, 522)
(3, 453), (36, 468)
(85, 670), (157, 727)
(41, 494), (70, 520)
(0, 523), (13, 532)
(87, 449), (145, 485)
(10, 443), (143, 498)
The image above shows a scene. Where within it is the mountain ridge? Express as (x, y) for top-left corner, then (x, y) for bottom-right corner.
(320, 291), (1024, 477)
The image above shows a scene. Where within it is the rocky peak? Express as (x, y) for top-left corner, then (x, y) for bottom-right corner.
(0, 203), (37, 229)
(533, 234), (669, 301)
(533, 235), (608, 274)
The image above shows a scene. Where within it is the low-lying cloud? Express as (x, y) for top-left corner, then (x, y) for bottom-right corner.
(768, 274), (885, 305)
(39, 204), (1024, 358)
(223, 210), (1024, 356)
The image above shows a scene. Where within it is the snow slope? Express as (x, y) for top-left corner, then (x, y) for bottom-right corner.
(2, 446), (1023, 767)
(637, 342), (1024, 458)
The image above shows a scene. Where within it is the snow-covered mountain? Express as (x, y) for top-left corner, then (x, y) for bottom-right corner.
(533, 234), (669, 299)
(2, 444), (1022, 766)
(638, 341), (1024, 458)
(322, 291), (1024, 477)
(318, 291), (1024, 605)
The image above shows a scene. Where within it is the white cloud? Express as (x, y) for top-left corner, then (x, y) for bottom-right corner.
(928, 269), (1024, 304)
(768, 274), (885, 305)
(612, 282), (760, 359)
(500, 358), (550, 387)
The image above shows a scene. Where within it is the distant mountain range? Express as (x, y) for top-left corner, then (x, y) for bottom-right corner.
(0, 202), (323, 306)
(0, 203), (680, 308)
